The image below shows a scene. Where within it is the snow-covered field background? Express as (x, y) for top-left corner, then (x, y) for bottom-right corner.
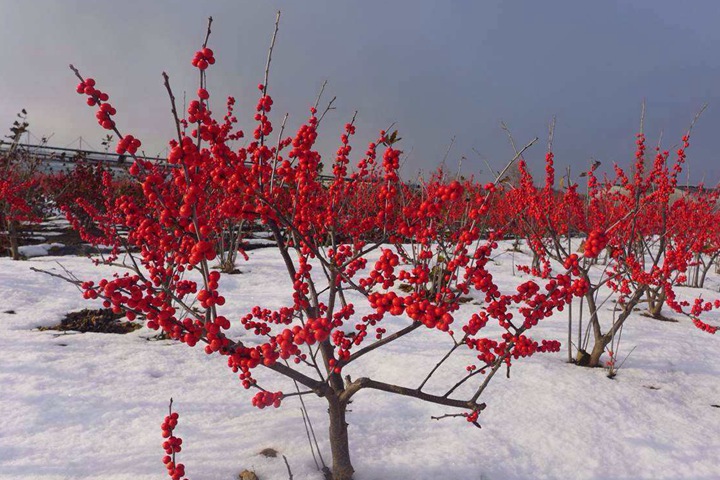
(1, 242), (719, 480)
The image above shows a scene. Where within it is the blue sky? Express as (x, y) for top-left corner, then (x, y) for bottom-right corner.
(2, 0), (719, 183)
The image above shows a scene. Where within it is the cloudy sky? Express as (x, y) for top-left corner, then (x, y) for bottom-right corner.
(2, 0), (719, 184)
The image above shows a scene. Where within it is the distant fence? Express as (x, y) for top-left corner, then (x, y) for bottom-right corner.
(0, 142), (419, 187)
(0, 142), (164, 172)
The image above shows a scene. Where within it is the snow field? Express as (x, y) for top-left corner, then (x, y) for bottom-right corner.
(0, 244), (718, 479)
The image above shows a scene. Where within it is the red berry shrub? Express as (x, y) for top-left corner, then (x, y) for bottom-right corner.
(0, 112), (46, 260)
(64, 19), (586, 480)
(44, 160), (140, 245)
(514, 127), (718, 369)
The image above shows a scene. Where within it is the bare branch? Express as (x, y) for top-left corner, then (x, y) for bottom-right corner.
(345, 322), (421, 365)
(313, 80), (328, 111)
(202, 16), (213, 48)
(340, 376), (487, 413)
(162, 72), (184, 142)
(262, 11), (281, 96)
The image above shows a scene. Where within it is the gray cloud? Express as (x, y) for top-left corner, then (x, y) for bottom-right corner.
(2, 0), (719, 184)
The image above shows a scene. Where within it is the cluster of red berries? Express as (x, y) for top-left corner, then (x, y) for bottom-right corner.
(691, 317), (718, 334)
(381, 146), (401, 183)
(462, 312), (489, 336)
(251, 390), (283, 409)
(368, 291), (405, 316)
(563, 253), (580, 274)
(361, 249), (399, 289)
(75, 78), (118, 130)
(583, 230), (608, 258)
(196, 288), (225, 309)
(116, 134), (141, 155)
(405, 298), (454, 331)
(187, 100), (210, 126)
(436, 180), (463, 202)
(189, 240), (217, 265)
(253, 89), (274, 139)
(161, 409), (187, 480)
(256, 93), (274, 112)
(191, 47), (215, 70)
(75, 77), (109, 103)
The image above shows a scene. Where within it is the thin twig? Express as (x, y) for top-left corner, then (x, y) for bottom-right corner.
(282, 455), (294, 480)
(313, 80), (328, 112)
(439, 135), (456, 169)
(162, 72), (183, 142)
(202, 17), (213, 48)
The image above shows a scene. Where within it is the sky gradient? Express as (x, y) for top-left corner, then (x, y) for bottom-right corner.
(2, 0), (719, 184)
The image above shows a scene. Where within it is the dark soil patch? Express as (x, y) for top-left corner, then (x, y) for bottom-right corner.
(144, 331), (171, 341)
(38, 308), (141, 334)
(259, 447), (278, 458)
(398, 283), (413, 293)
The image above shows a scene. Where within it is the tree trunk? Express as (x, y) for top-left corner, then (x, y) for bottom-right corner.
(575, 289), (601, 366)
(327, 397), (354, 480)
(531, 250), (540, 271)
(646, 288), (665, 319)
(689, 253), (701, 287)
(576, 287), (645, 368)
(586, 336), (609, 368)
(8, 220), (20, 261)
(576, 329), (611, 368)
(699, 256), (717, 289)
(219, 256), (237, 274)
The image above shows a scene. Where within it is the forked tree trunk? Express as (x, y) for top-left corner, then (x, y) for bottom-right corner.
(218, 257), (238, 274)
(327, 397), (354, 480)
(531, 250), (540, 271)
(586, 335), (610, 368)
(576, 288), (645, 368)
(575, 289), (601, 366)
(645, 288), (665, 319)
(698, 254), (719, 289)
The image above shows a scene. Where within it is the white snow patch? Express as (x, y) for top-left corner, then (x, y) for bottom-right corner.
(0, 246), (718, 479)
(17, 243), (65, 258)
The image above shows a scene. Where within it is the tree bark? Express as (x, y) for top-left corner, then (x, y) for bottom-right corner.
(645, 287), (665, 319)
(586, 335), (610, 368)
(698, 255), (718, 289)
(8, 220), (20, 261)
(576, 287), (645, 368)
(575, 289), (601, 365)
(327, 396), (354, 480)
(689, 253), (701, 287)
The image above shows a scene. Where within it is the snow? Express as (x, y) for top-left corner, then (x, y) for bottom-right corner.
(16, 243), (65, 258)
(0, 245), (719, 480)
(31, 231), (66, 237)
(243, 238), (277, 247)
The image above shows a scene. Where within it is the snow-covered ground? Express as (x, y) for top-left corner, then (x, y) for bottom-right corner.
(0, 245), (719, 480)
(16, 243), (65, 258)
